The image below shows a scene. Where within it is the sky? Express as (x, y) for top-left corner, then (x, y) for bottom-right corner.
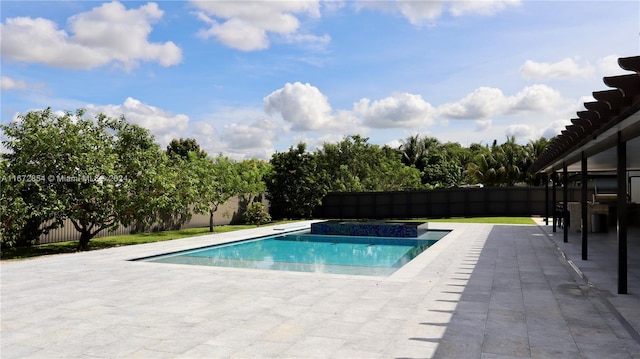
(1, 0), (639, 160)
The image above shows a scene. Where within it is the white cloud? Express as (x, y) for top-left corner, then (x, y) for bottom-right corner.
(520, 58), (594, 80)
(438, 87), (506, 119)
(1, 76), (28, 91)
(192, 1), (326, 51)
(542, 119), (571, 139)
(581, 95), (597, 105)
(449, 0), (521, 17)
(508, 84), (564, 113)
(385, 138), (403, 150)
(263, 82), (333, 131)
(197, 17), (269, 51)
(321, 0), (346, 13)
(283, 33), (332, 51)
(221, 122), (276, 160)
(193, 121), (216, 137)
(224, 122), (275, 150)
(189, 111), (280, 160)
(85, 97), (189, 139)
(598, 54), (629, 76)
(397, 1), (445, 25)
(357, 0), (520, 26)
(475, 119), (492, 132)
(438, 84), (568, 119)
(298, 133), (349, 152)
(0, 1), (181, 70)
(505, 124), (534, 140)
(264, 82), (432, 132)
(356, 92), (435, 128)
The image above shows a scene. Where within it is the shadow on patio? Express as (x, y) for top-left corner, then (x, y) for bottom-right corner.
(411, 224), (640, 358)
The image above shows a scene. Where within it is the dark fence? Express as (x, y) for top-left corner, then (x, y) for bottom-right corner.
(314, 187), (589, 219)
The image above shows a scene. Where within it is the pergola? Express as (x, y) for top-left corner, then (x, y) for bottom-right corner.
(528, 55), (640, 295)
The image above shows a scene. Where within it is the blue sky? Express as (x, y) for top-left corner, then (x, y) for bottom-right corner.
(2, 1), (639, 160)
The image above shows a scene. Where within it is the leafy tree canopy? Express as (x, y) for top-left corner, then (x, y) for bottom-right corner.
(265, 143), (329, 219)
(166, 138), (207, 160)
(1, 109), (187, 250)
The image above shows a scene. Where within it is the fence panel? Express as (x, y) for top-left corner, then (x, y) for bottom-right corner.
(38, 195), (267, 244)
(315, 187), (589, 220)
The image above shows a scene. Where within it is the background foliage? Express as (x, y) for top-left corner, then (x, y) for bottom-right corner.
(1, 108), (550, 249)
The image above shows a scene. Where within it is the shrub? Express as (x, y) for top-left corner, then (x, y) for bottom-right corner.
(243, 202), (271, 225)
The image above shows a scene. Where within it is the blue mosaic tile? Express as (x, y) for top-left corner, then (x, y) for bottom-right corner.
(311, 221), (428, 238)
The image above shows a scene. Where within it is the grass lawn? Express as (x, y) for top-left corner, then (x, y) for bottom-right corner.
(1, 222), (297, 261)
(2, 217), (536, 260)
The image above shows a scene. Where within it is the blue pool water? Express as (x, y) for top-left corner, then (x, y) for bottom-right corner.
(139, 229), (449, 276)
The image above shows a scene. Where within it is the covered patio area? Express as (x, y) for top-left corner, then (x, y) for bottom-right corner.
(529, 55), (640, 296)
(537, 219), (640, 338)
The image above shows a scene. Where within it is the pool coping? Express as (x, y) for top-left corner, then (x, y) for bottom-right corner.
(123, 220), (457, 282)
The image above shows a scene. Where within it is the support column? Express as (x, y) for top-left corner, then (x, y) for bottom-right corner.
(617, 133), (628, 294)
(552, 173), (557, 233)
(563, 162), (568, 243)
(581, 152), (588, 260)
(545, 173), (549, 225)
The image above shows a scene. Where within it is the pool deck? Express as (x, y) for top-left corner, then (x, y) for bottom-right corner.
(1, 220), (639, 358)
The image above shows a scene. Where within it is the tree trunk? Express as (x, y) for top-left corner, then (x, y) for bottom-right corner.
(21, 216), (45, 246)
(209, 210), (214, 233)
(78, 231), (92, 251)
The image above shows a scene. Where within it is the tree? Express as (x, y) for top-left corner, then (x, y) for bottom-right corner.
(0, 161), (32, 248)
(161, 138), (209, 231)
(399, 135), (469, 187)
(265, 143), (328, 219)
(464, 137), (530, 187)
(1, 109), (79, 248)
(440, 142), (474, 185)
(316, 135), (422, 192)
(191, 155), (242, 232)
(265, 137), (422, 219)
(1, 108), (177, 250)
(166, 138), (207, 160)
(523, 137), (550, 185)
(465, 143), (501, 186)
(315, 135), (372, 192)
(55, 114), (122, 250)
(236, 158), (270, 205)
(496, 136), (527, 186)
(375, 146), (423, 191)
(399, 134), (425, 169)
(113, 119), (189, 234)
(421, 149), (462, 188)
(399, 135), (440, 173)
(61, 115), (174, 250)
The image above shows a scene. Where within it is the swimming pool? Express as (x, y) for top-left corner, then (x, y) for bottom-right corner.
(137, 229), (450, 276)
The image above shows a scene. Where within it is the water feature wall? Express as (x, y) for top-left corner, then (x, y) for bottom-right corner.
(310, 221), (429, 238)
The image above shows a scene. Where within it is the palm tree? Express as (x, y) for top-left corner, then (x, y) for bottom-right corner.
(497, 136), (525, 186)
(465, 137), (527, 186)
(523, 137), (550, 185)
(399, 134), (425, 168)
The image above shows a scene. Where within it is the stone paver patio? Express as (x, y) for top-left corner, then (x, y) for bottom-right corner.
(1, 221), (639, 358)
